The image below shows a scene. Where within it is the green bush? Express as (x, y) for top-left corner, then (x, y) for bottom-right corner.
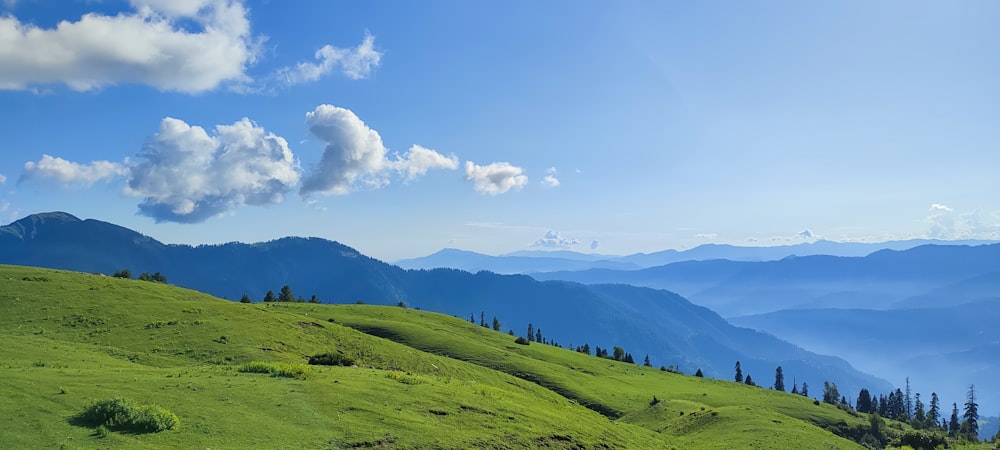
(514, 336), (530, 345)
(78, 397), (178, 433)
(238, 361), (311, 379)
(308, 352), (356, 367)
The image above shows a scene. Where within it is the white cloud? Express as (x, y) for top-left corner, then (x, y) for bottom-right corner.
(21, 154), (127, 185)
(930, 203), (952, 212)
(392, 145), (458, 181)
(925, 208), (1000, 240)
(124, 116), (299, 223)
(0, 0), (261, 93)
(276, 32), (381, 85)
(464, 161), (527, 195)
(531, 230), (580, 248)
(300, 105), (455, 196)
(797, 229), (814, 239)
(0, 173), (6, 184)
(541, 166), (559, 187)
(695, 233), (718, 239)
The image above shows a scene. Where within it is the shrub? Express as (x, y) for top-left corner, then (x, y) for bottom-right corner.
(238, 361), (310, 379)
(77, 397), (178, 433)
(308, 352), (356, 367)
(514, 336), (530, 345)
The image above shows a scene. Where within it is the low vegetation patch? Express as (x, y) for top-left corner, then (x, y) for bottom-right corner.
(238, 361), (311, 379)
(75, 397), (178, 433)
(307, 352), (355, 367)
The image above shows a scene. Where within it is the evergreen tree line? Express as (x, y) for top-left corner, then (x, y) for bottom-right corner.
(245, 285), (321, 304)
(111, 268), (167, 283)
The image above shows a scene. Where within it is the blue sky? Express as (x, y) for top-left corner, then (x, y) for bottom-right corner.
(1, 0), (998, 261)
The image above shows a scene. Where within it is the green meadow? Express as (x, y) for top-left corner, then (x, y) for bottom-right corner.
(0, 265), (983, 449)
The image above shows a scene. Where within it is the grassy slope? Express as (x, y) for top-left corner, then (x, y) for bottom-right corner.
(0, 265), (890, 449)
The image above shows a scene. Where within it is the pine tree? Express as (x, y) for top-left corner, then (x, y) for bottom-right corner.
(928, 392), (941, 428)
(492, 316), (501, 331)
(308, 295), (320, 304)
(913, 393), (925, 427)
(791, 382), (799, 395)
(948, 403), (960, 437)
(773, 366), (785, 391)
(480, 311), (486, 327)
(857, 388), (872, 414)
(904, 377), (913, 421)
(695, 368), (704, 377)
(278, 285), (295, 303)
(643, 355), (652, 367)
(470, 313), (475, 323)
(801, 382), (809, 397)
(527, 323), (534, 342)
(624, 353), (634, 364)
(734, 361), (743, 383)
(535, 328), (542, 343)
(262, 290), (276, 303)
(239, 294), (252, 303)
(962, 384), (979, 440)
(745, 374), (754, 386)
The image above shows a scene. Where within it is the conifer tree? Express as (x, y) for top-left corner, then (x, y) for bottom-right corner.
(643, 354), (651, 367)
(801, 382), (809, 397)
(773, 366), (785, 392)
(913, 393), (925, 427)
(734, 361), (743, 383)
(744, 374), (754, 386)
(480, 311), (486, 327)
(963, 384), (979, 440)
(857, 388), (872, 414)
(695, 368), (704, 377)
(536, 328), (542, 343)
(239, 294), (252, 303)
(791, 382), (799, 395)
(948, 403), (960, 437)
(928, 392), (941, 427)
(278, 285), (295, 303)
(262, 290), (276, 303)
(470, 313), (475, 323)
(904, 377), (913, 420)
(492, 316), (501, 331)
(527, 323), (534, 342)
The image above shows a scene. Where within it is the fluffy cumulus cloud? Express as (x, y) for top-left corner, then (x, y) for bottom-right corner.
(930, 203), (953, 212)
(276, 32), (382, 86)
(925, 206), (1000, 240)
(541, 166), (559, 187)
(300, 104), (457, 196)
(464, 161), (527, 195)
(0, 1), (380, 93)
(21, 154), (127, 185)
(123, 117), (299, 222)
(532, 230), (580, 248)
(0, 0), (259, 93)
(0, 172), (6, 184)
(392, 145), (458, 181)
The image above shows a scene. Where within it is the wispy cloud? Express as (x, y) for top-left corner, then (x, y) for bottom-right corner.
(0, 173), (6, 184)
(929, 203), (952, 212)
(541, 166), (559, 187)
(275, 32), (381, 86)
(465, 161), (527, 195)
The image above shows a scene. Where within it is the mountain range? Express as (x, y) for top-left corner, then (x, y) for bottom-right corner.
(396, 239), (998, 274)
(0, 211), (890, 399)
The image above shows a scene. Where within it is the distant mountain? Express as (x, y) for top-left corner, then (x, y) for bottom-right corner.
(730, 299), (1000, 426)
(533, 244), (1000, 317)
(395, 248), (640, 273)
(398, 238), (997, 274)
(0, 212), (889, 397)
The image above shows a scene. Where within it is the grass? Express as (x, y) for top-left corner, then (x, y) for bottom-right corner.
(1, 264), (991, 449)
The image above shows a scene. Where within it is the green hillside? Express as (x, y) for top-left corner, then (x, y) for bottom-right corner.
(0, 265), (947, 449)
